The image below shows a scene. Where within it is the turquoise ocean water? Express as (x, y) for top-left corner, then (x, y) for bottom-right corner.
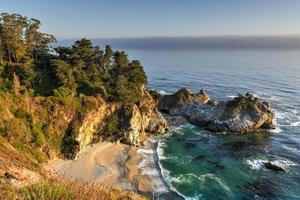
(127, 49), (300, 200)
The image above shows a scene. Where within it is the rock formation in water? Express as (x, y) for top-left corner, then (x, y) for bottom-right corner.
(263, 162), (285, 172)
(154, 89), (275, 133)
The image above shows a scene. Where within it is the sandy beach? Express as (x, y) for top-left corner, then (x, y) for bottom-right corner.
(44, 142), (154, 196)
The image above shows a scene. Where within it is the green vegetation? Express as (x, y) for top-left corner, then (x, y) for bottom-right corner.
(0, 12), (148, 168)
(102, 104), (133, 139)
(0, 13), (147, 102)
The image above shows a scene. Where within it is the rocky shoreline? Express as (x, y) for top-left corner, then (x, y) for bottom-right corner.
(2, 86), (277, 195)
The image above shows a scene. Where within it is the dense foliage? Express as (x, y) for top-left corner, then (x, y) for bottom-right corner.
(0, 13), (147, 103)
(0, 13), (148, 160)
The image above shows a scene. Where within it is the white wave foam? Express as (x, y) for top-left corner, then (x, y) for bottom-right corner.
(198, 173), (231, 193)
(170, 173), (231, 195)
(270, 126), (282, 133)
(137, 148), (154, 154)
(157, 141), (196, 200)
(137, 145), (169, 193)
(272, 107), (300, 131)
(158, 90), (171, 95)
(244, 159), (265, 170)
(291, 121), (300, 127)
(226, 95), (236, 99)
(252, 92), (280, 101)
(244, 158), (297, 171)
(282, 145), (300, 153)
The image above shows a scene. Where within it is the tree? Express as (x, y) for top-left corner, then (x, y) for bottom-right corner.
(101, 45), (113, 69)
(0, 13), (56, 64)
(54, 46), (72, 60)
(25, 18), (56, 62)
(0, 37), (3, 65)
(71, 38), (94, 67)
(128, 60), (147, 86)
(0, 13), (28, 63)
(51, 59), (77, 91)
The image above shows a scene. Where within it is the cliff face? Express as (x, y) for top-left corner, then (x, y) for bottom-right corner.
(0, 85), (169, 181)
(62, 86), (169, 158)
(76, 99), (118, 150)
(139, 87), (169, 133)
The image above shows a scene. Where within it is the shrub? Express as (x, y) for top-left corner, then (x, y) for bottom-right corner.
(53, 87), (74, 98)
(14, 108), (32, 121)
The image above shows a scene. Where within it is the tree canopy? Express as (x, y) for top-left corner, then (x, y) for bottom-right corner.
(0, 13), (147, 104)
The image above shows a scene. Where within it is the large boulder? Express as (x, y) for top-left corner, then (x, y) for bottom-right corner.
(157, 88), (211, 115)
(157, 89), (275, 134)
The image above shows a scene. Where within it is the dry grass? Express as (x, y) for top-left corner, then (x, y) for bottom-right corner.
(0, 178), (147, 200)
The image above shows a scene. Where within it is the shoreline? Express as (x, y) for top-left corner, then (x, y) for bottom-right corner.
(44, 139), (183, 199)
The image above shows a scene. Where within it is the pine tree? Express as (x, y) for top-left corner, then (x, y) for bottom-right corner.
(101, 45), (113, 69)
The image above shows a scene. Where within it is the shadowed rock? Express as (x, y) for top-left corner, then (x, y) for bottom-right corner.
(184, 142), (197, 149)
(192, 154), (206, 161)
(263, 162), (286, 172)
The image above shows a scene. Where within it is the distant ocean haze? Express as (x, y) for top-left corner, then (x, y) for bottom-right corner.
(57, 35), (300, 50)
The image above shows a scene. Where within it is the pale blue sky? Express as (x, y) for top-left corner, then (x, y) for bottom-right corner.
(1, 0), (300, 39)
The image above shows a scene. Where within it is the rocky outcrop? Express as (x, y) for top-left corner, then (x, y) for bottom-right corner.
(119, 87), (169, 146)
(263, 162), (285, 172)
(63, 87), (169, 158)
(121, 104), (144, 145)
(157, 89), (275, 133)
(139, 87), (169, 133)
(157, 88), (211, 115)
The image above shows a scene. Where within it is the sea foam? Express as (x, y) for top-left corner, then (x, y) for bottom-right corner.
(244, 158), (297, 171)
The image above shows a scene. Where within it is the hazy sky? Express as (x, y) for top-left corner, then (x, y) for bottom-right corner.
(1, 0), (300, 39)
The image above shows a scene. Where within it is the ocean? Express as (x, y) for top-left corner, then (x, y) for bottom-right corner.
(126, 49), (300, 200)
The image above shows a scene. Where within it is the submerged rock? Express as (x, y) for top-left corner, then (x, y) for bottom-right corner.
(184, 142), (197, 149)
(157, 89), (275, 134)
(263, 162), (285, 172)
(192, 154), (206, 161)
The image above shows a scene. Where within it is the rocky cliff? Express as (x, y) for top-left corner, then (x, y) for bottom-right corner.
(0, 84), (169, 180)
(62, 86), (169, 159)
(155, 89), (275, 133)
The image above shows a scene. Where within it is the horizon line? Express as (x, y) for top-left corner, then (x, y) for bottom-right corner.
(56, 34), (300, 41)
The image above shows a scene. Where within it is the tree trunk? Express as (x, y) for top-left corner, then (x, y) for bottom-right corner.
(7, 44), (12, 63)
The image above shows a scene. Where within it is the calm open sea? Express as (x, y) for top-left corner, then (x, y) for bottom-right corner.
(126, 49), (300, 200)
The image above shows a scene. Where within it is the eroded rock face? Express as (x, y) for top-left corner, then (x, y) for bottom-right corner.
(121, 87), (169, 145)
(139, 87), (169, 133)
(157, 89), (275, 133)
(65, 87), (169, 158)
(122, 104), (144, 145)
(76, 99), (118, 149)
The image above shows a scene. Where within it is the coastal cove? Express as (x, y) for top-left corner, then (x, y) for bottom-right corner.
(2, 2), (300, 200)
(41, 48), (300, 199)
(125, 49), (300, 200)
